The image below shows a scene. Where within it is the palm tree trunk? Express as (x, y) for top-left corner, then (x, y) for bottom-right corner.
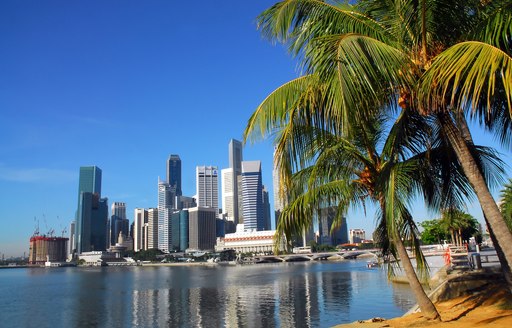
(394, 233), (440, 320)
(439, 113), (512, 271)
(450, 229), (456, 245)
(487, 220), (512, 291)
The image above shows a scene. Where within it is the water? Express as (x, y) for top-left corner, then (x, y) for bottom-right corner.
(0, 261), (415, 328)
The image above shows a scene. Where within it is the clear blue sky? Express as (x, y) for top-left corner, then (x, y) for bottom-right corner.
(0, 1), (510, 257)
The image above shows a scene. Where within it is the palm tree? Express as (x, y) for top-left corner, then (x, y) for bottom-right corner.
(246, 82), (502, 319)
(440, 208), (478, 246)
(270, 110), (444, 319)
(253, 0), (512, 276)
(440, 209), (459, 245)
(501, 179), (512, 231)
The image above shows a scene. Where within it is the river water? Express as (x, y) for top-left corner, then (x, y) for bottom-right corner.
(0, 260), (415, 328)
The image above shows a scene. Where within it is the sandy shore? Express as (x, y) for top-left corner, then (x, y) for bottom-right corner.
(335, 271), (512, 328)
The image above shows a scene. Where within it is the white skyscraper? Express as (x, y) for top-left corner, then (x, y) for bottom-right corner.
(147, 208), (158, 249)
(134, 208), (148, 252)
(196, 166), (219, 210)
(158, 179), (172, 253)
(220, 139), (243, 226)
(221, 167), (235, 221)
(68, 221), (75, 259)
(242, 161), (264, 231)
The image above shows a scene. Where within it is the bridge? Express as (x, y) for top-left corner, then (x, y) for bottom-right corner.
(250, 250), (380, 263)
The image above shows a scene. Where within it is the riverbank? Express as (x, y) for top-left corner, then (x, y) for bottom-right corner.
(335, 267), (512, 327)
(140, 261), (219, 267)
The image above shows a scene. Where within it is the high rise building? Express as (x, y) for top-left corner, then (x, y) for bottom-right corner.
(188, 207), (217, 251)
(272, 148), (285, 229)
(147, 208), (158, 249)
(196, 166), (218, 210)
(110, 202), (129, 246)
(228, 139), (243, 224)
(170, 211), (182, 252)
(29, 236), (68, 265)
(166, 154), (182, 209)
(134, 208), (148, 251)
(179, 210), (189, 252)
(77, 166), (102, 206)
(68, 220), (75, 258)
(241, 161), (264, 231)
(349, 229), (366, 244)
(175, 195), (196, 210)
(229, 139), (243, 173)
(77, 192), (108, 253)
(76, 166), (108, 254)
(167, 154), (182, 196)
(221, 167), (234, 220)
(318, 207), (348, 246)
(158, 179), (173, 253)
(262, 186), (271, 231)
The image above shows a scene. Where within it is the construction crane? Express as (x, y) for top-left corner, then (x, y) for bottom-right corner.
(33, 217), (39, 236)
(42, 214), (48, 233)
(61, 226), (67, 237)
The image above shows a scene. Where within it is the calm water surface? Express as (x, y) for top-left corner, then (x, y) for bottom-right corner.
(0, 261), (415, 328)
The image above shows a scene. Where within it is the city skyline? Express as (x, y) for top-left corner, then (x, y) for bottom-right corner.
(1, 1), (510, 257)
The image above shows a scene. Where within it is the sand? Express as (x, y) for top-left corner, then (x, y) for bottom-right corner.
(335, 282), (512, 328)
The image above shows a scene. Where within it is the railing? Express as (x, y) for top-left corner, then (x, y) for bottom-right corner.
(445, 245), (470, 269)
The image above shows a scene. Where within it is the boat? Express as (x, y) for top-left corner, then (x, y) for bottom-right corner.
(367, 260), (379, 268)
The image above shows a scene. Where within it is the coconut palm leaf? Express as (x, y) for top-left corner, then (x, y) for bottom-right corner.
(470, 1), (512, 53)
(419, 41), (512, 117)
(257, 0), (393, 58)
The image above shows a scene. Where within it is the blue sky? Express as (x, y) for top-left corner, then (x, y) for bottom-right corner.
(1, 1), (510, 257)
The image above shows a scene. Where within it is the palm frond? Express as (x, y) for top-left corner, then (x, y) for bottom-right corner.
(470, 1), (512, 53)
(257, 0), (394, 58)
(419, 41), (512, 118)
(244, 75), (320, 143)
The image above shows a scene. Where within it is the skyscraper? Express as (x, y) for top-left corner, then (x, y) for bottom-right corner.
(110, 202), (129, 246)
(179, 210), (189, 252)
(241, 161), (264, 231)
(222, 139), (243, 224)
(134, 208), (148, 251)
(188, 207), (217, 251)
(147, 208), (158, 249)
(272, 147), (286, 229)
(158, 179), (173, 253)
(229, 139), (243, 174)
(68, 221), (75, 258)
(262, 186), (271, 231)
(167, 154), (182, 209)
(77, 191), (108, 253)
(76, 166), (108, 254)
(196, 166), (218, 210)
(167, 155), (182, 196)
(221, 167), (234, 219)
(318, 207), (349, 246)
(77, 166), (102, 206)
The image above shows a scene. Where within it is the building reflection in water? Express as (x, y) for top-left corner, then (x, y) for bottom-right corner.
(73, 268), (109, 327)
(0, 262), (421, 327)
(126, 265), (355, 327)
